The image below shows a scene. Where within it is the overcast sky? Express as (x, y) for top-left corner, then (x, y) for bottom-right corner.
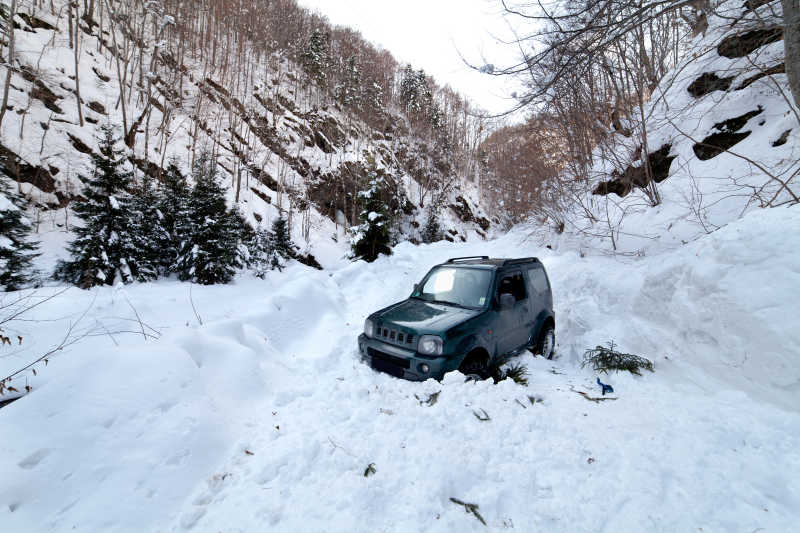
(295, 0), (525, 116)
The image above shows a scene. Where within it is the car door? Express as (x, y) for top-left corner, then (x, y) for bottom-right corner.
(495, 270), (530, 354)
(524, 265), (552, 340)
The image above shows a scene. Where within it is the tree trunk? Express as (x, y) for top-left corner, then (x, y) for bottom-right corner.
(68, 0), (74, 49)
(235, 166), (242, 203)
(103, 0), (127, 133)
(785, 0), (800, 111)
(73, 2), (84, 127)
(0, 0), (17, 132)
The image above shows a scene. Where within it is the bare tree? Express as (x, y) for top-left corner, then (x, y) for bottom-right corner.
(72, 1), (85, 127)
(491, 0), (798, 110)
(784, 0), (800, 109)
(0, 0), (17, 132)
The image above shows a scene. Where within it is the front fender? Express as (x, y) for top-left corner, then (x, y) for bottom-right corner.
(451, 334), (492, 365)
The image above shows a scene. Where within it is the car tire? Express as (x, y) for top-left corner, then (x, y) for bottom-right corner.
(459, 354), (490, 381)
(535, 324), (555, 360)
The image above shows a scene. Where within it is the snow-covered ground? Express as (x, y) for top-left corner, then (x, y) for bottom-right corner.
(1, 203), (799, 532)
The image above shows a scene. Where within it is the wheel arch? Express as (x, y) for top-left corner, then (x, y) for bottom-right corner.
(536, 314), (555, 342)
(458, 346), (491, 369)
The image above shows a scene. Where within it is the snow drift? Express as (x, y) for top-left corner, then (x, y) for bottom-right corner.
(1, 202), (798, 532)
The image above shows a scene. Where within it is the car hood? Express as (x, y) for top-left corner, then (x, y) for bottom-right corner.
(375, 298), (481, 333)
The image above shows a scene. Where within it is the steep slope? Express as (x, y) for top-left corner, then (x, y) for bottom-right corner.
(529, 0), (798, 254)
(0, 0), (495, 267)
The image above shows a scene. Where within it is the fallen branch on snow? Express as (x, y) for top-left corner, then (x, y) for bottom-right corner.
(571, 386), (618, 404)
(449, 497), (486, 526)
(582, 341), (654, 375)
(472, 408), (491, 421)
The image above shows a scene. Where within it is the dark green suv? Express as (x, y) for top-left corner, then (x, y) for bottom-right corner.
(358, 256), (555, 381)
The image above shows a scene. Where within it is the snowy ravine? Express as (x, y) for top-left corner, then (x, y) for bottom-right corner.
(1, 204), (799, 532)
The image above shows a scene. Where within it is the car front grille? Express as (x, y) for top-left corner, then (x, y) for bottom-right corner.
(376, 325), (415, 348)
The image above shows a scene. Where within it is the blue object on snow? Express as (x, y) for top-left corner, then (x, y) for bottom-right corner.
(597, 378), (614, 395)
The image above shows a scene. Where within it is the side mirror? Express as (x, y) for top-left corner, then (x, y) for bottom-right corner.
(413, 283), (421, 293)
(499, 293), (515, 311)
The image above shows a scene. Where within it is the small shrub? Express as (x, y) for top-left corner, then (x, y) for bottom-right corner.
(488, 355), (529, 386)
(501, 363), (529, 386)
(582, 341), (654, 375)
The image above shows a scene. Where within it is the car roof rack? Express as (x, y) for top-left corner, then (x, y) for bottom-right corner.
(446, 256), (490, 263)
(502, 257), (539, 266)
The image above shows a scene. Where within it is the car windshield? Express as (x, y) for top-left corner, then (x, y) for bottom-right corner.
(414, 267), (492, 308)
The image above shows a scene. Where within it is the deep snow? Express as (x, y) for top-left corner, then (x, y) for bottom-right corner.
(1, 203), (799, 532)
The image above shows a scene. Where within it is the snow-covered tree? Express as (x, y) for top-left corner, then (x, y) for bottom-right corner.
(270, 214), (297, 271)
(399, 65), (425, 115)
(248, 222), (290, 277)
(156, 160), (191, 274)
(364, 79), (384, 115)
(230, 206), (255, 269)
(54, 126), (145, 288)
(246, 214), (297, 276)
(421, 207), (442, 244)
(350, 173), (393, 262)
(300, 28), (330, 85)
(334, 55), (362, 107)
(176, 155), (245, 285)
(399, 65), (442, 128)
(247, 224), (273, 278)
(0, 170), (39, 291)
(128, 174), (168, 281)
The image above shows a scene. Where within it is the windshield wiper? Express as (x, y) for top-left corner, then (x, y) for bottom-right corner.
(432, 299), (471, 309)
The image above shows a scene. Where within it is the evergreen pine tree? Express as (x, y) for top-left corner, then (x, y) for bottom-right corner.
(248, 224), (275, 278)
(350, 173), (393, 262)
(229, 206), (255, 269)
(54, 126), (144, 288)
(176, 155), (244, 285)
(300, 28), (330, 85)
(399, 65), (441, 129)
(270, 214), (297, 272)
(334, 55), (362, 107)
(422, 207), (442, 244)
(0, 170), (39, 291)
(157, 160), (191, 274)
(128, 174), (168, 281)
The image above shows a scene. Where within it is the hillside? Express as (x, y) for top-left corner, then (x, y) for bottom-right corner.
(0, 0), (496, 268)
(578, 0), (797, 251)
(484, 0), (798, 256)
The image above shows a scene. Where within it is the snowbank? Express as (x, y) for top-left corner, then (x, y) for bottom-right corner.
(1, 204), (799, 531)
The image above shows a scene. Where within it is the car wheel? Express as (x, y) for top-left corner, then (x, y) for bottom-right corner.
(535, 324), (555, 360)
(459, 354), (490, 381)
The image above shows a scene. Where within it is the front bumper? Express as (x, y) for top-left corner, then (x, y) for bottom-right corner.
(358, 334), (457, 381)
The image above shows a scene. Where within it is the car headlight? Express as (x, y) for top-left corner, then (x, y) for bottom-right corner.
(364, 318), (375, 338)
(418, 335), (443, 356)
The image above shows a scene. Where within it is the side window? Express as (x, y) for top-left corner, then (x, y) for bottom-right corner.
(526, 267), (549, 296)
(498, 272), (527, 302)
